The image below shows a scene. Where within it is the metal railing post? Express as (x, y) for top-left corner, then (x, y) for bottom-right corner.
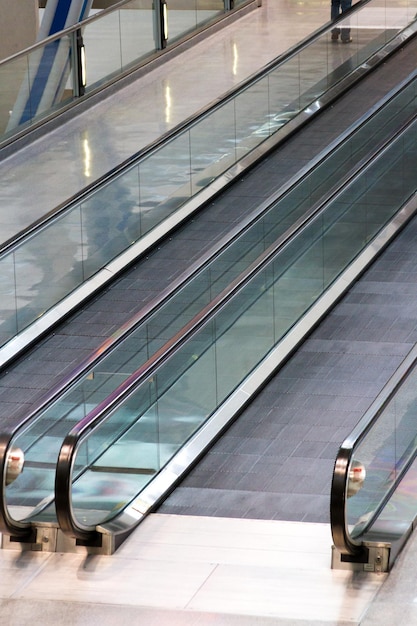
(154, 0), (168, 50)
(72, 28), (86, 97)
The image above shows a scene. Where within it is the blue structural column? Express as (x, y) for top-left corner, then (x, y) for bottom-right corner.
(7, 0), (93, 132)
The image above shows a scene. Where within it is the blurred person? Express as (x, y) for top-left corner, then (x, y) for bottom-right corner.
(331, 0), (352, 43)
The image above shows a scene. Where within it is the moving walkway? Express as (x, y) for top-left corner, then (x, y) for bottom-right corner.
(1, 0), (416, 370)
(1, 62), (416, 553)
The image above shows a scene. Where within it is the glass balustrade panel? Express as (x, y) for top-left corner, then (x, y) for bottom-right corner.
(14, 209), (84, 333)
(80, 166), (140, 280)
(346, 364), (417, 540)
(348, 0), (402, 63)
(5, 36), (75, 133)
(195, 0), (224, 27)
(72, 393), (160, 526)
(0, 54), (31, 136)
(266, 56), (302, 133)
(214, 267), (276, 400)
(234, 74), (271, 156)
(70, 326), (217, 525)
(82, 10), (124, 89)
(167, 0), (198, 43)
(32, 35), (75, 119)
(6, 390), (89, 522)
(0, 254), (18, 347)
(308, 141), (354, 205)
(298, 36), (333, 111)
(119, 0), (155, 71)
(189, 100), (236, 194)
(137, 132), (192, 234)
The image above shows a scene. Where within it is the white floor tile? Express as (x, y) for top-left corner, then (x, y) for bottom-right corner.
(2, 515), (387, 623)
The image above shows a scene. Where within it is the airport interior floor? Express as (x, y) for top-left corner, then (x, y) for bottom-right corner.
(1, 0), (417, 624)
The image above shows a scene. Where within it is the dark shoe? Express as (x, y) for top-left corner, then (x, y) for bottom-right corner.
(341, 37), (352, 43)
(331, 31), (339, 41)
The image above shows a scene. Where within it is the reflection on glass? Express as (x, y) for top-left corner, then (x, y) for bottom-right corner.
(137, 132), (192, 233)
(80, 166), (140, 279)
(266, 57), (302, 133)
(5, 448), (25, 486)
(164, 82), (172, 124)
(5, 35), (75, 134)
(0, 54), (30, 135)
(299, 37), (331, 110)
(14, 210), (84, 332)
(189, 100), (236, 192)
(347, 362), (417, 538)
(347, 460), (366, 498)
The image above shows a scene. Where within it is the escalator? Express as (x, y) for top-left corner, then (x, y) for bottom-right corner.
(1, 66), (416, 552)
